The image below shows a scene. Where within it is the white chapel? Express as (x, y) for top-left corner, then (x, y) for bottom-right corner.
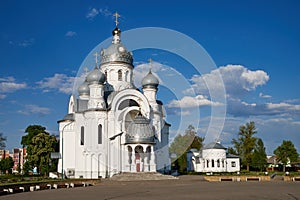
(57, 16), (171, 179)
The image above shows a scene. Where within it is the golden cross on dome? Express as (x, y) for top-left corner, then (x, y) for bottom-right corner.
(93, 52), (99, 65)
(113, 12), (120, 27)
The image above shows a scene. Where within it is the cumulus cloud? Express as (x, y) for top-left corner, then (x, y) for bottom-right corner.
(99, 8), (112, 17)
(167, 95), (223, 109)
(18, 104), (50, 115)
(86, 8), (99, 20)
(36, 73), (76, 94)
(259, 92), (272, 98)
(19, 38), (35, 47)
(188, 64), (269, 98)
(0, 76), (27, 98)
(65, 31), (77, 37)
(227, 98), (300, 117)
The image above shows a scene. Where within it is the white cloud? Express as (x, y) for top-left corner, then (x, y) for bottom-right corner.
(227, 97), (300, 117)
(18, 38), (35, 47)
(189, 64), (269, 98)
(36, 73), (76, 94)
(0, 76), (27, 99)
(86, 8), (99, 20)
(99, 8), (112, 17)
(259, 92), (272, 98)
(65, 31), (77, 37)
(167, 95), (223, 109)
(18, 104), (50, 115)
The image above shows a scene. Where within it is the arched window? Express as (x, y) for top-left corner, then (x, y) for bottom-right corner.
(98, 124), (102, 144)
(118, 69), (122, 81)
(80, 126), (84, 145)
(217, 159), (220, 168)
(206, 160), (209, 168)
(212, 159), (215, 168)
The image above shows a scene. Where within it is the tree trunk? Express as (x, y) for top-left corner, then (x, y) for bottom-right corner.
(283, 165), (286, 172)
(247, 164), (250, 171)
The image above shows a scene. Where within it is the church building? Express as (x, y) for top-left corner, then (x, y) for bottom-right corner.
(187, 142), (240, 173)
(57, 15), (171, 179)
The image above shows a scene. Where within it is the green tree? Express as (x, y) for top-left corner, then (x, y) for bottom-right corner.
(274, 140), (299, 172)
(231, 121), (257, 171)
(251, 138), (267, 171)
(227, 147), (238, 155)
(0, 132), (7, 149)
(21, 125), (47, 147)
(0, 157), (14, 174)
(27, 132), (58, 176)
(169, 125), (204, 173)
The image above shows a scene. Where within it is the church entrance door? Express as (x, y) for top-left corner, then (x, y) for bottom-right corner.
(136, 154), (140, 172)
(135, 146), (143, 172)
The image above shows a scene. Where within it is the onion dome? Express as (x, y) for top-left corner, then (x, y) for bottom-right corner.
(100, 27), (133, 65)
(125, 113), (155, 144)
(78, 80), (90, 96)
(86, 67), (106, 84)
(142, 70), (159, 89)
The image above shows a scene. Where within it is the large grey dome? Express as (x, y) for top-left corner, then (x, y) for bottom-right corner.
(142, 70), (159, 88)
(100, 28), (133, 65)
(78, 80), (90, 95)
(125, 113), (155, 144)
(86, 67), (106, 84)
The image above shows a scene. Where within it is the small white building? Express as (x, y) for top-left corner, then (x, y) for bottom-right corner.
(187, 142), (240, 173)
(57, 22), (171, 179)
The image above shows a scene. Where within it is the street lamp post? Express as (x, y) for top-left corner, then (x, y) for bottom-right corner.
(61, 121), (73, 180)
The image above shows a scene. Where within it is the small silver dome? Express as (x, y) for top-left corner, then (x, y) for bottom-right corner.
(142, 70), (159, 88)
(86, 67), (106, 84)
(125, 113), (155, 144)
(78, 80), (90, 95)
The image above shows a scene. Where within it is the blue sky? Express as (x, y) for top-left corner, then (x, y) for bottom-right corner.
(1, 0), (300, 154)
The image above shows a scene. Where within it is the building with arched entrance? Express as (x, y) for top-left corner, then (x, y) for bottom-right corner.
(57, 21), (170, 179)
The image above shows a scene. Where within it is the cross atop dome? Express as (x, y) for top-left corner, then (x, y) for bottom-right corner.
(112, 12), (121, 44)
(113, 12), (120, 27)
(93, 52), (99, 66)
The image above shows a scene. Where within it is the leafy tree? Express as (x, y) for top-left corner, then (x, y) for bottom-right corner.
(27, 132), (58, 176)
(274, 140), (299, 172)
(231, 121), (257, 171)
(0, 157), (14, 174)
(21, 125), (47, 147)
(227, 147), (238, 155)
(0, 132), (7, 150)
(169, 125), (204, 173)
(251, 138), (267, 171)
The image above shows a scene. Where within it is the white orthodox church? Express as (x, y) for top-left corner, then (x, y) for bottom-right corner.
(187, 142), (240, 173)
(57, 19), (171, 179)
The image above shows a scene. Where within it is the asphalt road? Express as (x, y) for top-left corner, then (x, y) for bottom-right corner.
(2, 176), (300, 200)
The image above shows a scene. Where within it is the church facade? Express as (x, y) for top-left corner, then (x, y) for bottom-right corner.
(57, 22), (171, 179)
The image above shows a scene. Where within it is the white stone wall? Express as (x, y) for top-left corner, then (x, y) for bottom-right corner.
(188, 148), (240, 173)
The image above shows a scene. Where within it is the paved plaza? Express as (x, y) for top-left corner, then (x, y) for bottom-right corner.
(1, 176), (300, 200)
